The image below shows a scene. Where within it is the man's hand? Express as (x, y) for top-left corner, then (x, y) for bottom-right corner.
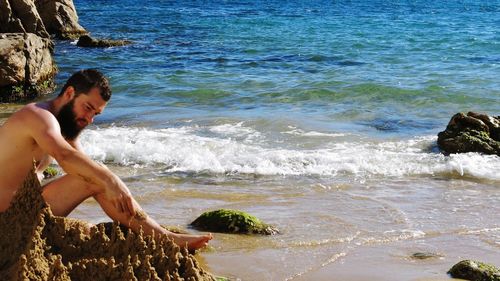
(105, 175), (136, 217)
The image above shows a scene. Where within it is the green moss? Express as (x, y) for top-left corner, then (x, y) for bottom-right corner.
(58, 30), (89, 40)
(190, 209), (279, 235)
(0, 68), (57, 103)
(43, 166), (59, 179)
(0, 83), (24, 102)
(448, 260), (500, 281)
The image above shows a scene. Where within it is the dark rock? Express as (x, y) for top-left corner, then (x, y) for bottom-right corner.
(76, 35), (132, 48)
(411, 252), (444, 260)
(0, 33), (56, 102)
(35, 0), (88, 39)
(191, 209), (279, 235)
(448, 260), (500, 281)
(437, 112), (500, 156)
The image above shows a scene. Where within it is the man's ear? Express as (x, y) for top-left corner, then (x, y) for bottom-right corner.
(62, 86), (75, 101)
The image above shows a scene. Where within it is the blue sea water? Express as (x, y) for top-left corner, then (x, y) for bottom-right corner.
(53, 0), (500, 179)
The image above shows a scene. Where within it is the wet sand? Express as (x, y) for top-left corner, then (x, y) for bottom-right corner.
(71, 167), (498, 281)
(0, 168), (215, 281)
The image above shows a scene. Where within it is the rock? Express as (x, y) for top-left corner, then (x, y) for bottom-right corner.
(35, 0), (88, 39)
(411, 252), (444, 260)
(43, 166), (59, 179)
(448, 260), (500, 281)
(76, 34), (132, 48)
(191, 209), (279, 235)
(0, 0), (49, 38)
(0, 33), (56, 102)
(437, 112), (500, 156)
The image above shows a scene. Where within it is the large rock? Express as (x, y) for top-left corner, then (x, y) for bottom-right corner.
(35, 0), (88, 39)
(437, 112), (500, 156)
(0, 0), (49, 38)
(0, 33), (56, 102)
(448, 260), (500, 281)
(191, 209), (279, 235)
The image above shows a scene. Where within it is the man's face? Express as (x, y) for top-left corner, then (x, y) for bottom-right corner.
(56, 87), (107, 140)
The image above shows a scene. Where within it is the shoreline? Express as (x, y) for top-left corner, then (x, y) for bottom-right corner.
(67, 163), (500, 280)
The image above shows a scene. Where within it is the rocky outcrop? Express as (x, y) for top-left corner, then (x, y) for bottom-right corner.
(35, 0), (88, 39)
(448, 260), (500, 281)
(0, 0), (86, 102)
(0, 33), (56, 102)
(191, 209), (279, 235)
(0, 0), (49, 38)
(0, 0), (88, 39)
(437, 112), (500, 156)
(77, 34), (131, 48)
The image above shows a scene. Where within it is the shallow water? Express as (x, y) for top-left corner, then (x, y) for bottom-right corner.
(68, 164), (499, 280)
(3, 0), (500, 279)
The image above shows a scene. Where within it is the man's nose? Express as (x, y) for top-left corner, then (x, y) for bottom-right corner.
(85, 113), (94, 124)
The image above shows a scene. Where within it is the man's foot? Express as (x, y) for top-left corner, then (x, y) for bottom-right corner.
(171, 233), (213, 251)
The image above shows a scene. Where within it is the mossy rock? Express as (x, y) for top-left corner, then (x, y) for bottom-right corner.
(411, 252), (443, 260)
(58, 30), (89, 40)
(190, 209), (279, 235)
(43, 166), (59, 179)
(76, 35), (132, 48)
(0, 76), (56, 103)
(448, 260), (500, 281)
(438, 112), (500, 156)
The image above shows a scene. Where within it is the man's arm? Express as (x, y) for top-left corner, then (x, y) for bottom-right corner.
(25, 106), (136, 216)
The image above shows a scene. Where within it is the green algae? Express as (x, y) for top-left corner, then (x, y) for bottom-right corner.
(448, 260), (500, 281)
(0, 70), (57, 103)
(190, 209), (279, 235)
(43, 166), (59, 179)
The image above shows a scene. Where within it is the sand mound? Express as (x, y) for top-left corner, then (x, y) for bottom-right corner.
(0, 169), (215, 281)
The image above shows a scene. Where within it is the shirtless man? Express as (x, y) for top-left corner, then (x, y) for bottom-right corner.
(0, 69), (212, 250)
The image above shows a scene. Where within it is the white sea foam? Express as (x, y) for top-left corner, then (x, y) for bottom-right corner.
(283, 127), (346, 137)
(80, 125), (500, 181)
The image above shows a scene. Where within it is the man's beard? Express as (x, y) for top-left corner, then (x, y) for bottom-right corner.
(56, 99), (85, 140)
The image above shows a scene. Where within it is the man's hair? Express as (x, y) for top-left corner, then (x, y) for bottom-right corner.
(58, 69), (111, 101)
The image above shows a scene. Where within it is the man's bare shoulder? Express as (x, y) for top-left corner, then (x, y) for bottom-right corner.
(10, 102), (58, 128)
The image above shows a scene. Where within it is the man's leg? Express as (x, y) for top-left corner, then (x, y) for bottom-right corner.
(42, 174), (212, 250)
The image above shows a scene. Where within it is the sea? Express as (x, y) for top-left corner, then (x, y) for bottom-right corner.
(5, 0), (500, 280)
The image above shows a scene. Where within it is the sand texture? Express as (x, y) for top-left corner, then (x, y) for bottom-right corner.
(0, 169), (215, 281)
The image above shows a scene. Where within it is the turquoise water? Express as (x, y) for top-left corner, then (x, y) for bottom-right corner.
(56, 0), (499, 135)
(49, 2), (500, 279)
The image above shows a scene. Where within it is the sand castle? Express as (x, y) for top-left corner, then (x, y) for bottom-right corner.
(0, 168), (215, 281)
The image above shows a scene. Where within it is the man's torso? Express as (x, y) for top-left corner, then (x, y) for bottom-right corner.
(0, 104), (52, 212)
